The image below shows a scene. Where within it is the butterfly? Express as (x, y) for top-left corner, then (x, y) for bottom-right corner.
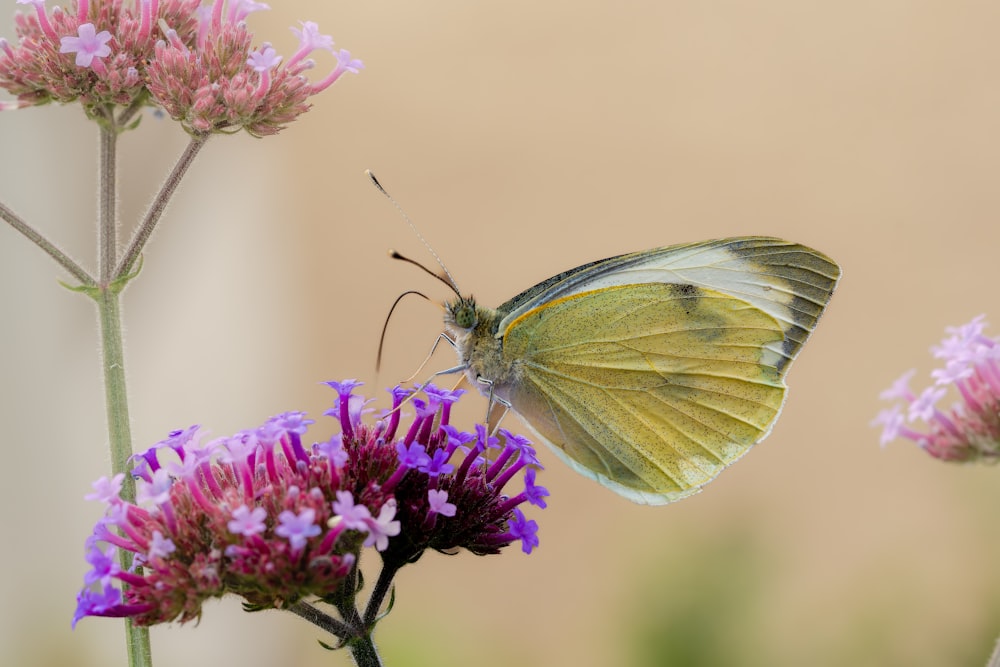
(440, 237), (841, 505)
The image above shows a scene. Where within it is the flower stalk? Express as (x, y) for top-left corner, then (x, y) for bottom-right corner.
(2, 3), (363, 666)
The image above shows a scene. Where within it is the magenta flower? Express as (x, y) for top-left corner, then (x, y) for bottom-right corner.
(73, 382), (546, 636)
(0, 0), (361, 134)
(873, 315), (1000, 462)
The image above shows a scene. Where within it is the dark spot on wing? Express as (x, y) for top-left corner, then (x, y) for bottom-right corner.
(670, 283), (699, 297)
(668, 283), (701, 314)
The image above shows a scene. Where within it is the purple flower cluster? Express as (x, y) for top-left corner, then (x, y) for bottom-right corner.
(74, 382), (546, 628)
(0, 0), (361, 134)
(874, 315), (1000, 463)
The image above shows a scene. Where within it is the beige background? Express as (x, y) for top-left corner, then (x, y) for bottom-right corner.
(3, 1), (1000, 665)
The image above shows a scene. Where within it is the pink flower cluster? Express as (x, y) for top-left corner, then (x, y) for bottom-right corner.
(873, 315), (1000, 463)
(0, 0), (361, 134)
(74, 382), (546, 628)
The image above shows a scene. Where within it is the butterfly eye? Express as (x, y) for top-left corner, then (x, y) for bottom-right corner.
(451, 299), (478, 330)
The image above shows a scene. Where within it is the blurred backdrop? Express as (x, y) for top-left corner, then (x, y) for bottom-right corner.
(3, 1), (1000, 666)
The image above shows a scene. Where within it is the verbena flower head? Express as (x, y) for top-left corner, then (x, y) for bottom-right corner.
(873, 315), (1000, 463)
(73, 382), (546, 628)
(0, 0), (361, 134)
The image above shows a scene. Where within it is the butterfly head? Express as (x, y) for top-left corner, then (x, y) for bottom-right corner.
(444, 296), (479, 332)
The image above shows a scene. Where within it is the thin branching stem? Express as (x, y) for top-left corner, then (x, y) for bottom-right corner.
(289, 562), (386, 667)
(363, 563), (399, 627)
(0, 201), (95, 285)
(332, 564), (365, 630)
(115, 132), (210, 279)
(288, 602), (354, 641)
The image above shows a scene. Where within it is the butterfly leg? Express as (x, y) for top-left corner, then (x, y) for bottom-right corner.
(379, 335), (468, 418)
(401, 332), (460, 383)
(476, 375), (512, 434)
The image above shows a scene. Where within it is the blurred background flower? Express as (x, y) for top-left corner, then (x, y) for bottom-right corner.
(875, 315), (1000, 463)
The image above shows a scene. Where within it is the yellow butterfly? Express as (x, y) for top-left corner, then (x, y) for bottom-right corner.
(441, 237), (840, 505)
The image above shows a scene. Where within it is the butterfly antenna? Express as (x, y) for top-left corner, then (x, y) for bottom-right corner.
(376, 290), (433, 372)
(366, 169), (462, 297)
(387, 249), (457, 295)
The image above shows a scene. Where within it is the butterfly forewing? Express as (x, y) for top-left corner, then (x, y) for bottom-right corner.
(496, 237), (840, 371)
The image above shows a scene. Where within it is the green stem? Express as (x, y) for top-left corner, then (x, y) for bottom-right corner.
(97, 121), (152, 667)
(98, 287), (134, 489)
(347, 633), (383, 667)
(332, 565), (365, 629)
(363, 563), (398, 626)
(0, 201), (95, 285)
(287, 602), (353, 641)
(322, 562), (385, 667)
(99, 114), (117, 284)
(291, 599), (383, 666)
(97, 284), (151, 667)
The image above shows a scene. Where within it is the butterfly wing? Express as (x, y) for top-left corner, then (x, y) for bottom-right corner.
(496, 237), (841, 373)
(498, 282), (790, 504)
(492, 238), (840, 504)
